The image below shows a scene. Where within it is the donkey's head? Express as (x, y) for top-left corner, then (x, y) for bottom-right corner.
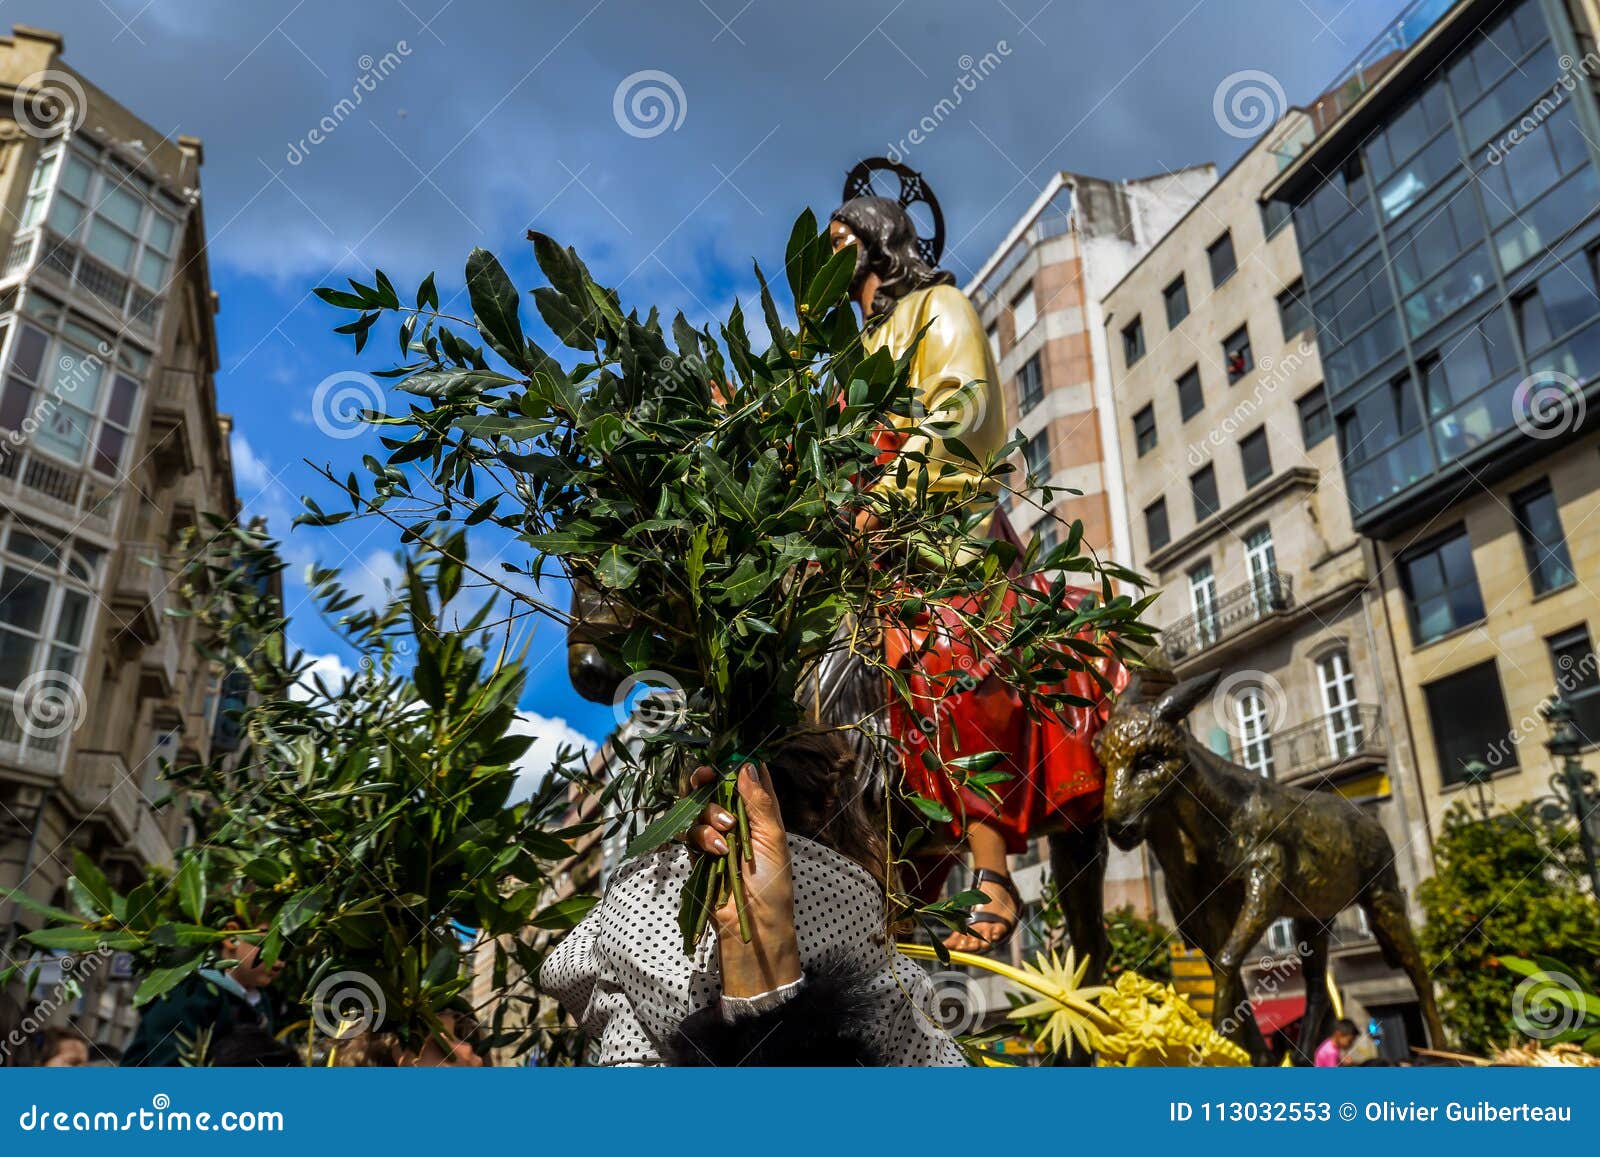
(1095, 670), (1220, 850)
(566, 571), (632, 704)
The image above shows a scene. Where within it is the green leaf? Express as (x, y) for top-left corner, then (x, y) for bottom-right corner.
(626, 780), (718, 859)
(69, 851), (116, 917)
(134, 961), (202, 1007)
(801, 243), (857, 317)
(530, 895), (599, 931)
(908, 795), (954, 823)
(174, 857), (206, 925)
(465, 247), (526, 368)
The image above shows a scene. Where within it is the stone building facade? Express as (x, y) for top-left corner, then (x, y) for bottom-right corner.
(0, 26), (240, 1046)
(1101, 108), (1436, 1053)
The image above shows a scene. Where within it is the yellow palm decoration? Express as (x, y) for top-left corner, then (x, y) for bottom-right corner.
(897, 942), (1250, 1067)
(898, 943), (1114, 1056)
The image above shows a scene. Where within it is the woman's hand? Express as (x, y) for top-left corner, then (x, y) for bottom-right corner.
(686, 762), (802, 999)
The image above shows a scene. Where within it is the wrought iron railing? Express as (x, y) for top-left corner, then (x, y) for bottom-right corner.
(1161, 572), (1294, 660)
(1231, 706), (1386, 782)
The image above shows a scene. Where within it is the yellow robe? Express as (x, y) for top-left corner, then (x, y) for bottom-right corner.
(858, 283), (1008, 500)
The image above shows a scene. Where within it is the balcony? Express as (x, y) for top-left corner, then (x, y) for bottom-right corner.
(0, 689), (70, 776)
(139, 630), (183, 701)
(149, 370), (200, 477)
(19, 230), (165, 334)
(108, 541), (169, 647)
(60, 750), (142, 844)
(0, 447), (120, 538)
(1160, 572), (1294, 666)
(1231, 706), (1387, 785)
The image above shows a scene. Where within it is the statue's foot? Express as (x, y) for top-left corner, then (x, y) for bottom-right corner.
(941, 867), (1022, 954)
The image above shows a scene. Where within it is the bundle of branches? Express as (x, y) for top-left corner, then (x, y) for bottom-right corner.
(4, 523), (593, 1063)
(309, 212), (1154, 946)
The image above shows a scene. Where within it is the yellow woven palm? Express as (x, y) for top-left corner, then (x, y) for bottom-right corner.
(896, 943), (1251, 1067)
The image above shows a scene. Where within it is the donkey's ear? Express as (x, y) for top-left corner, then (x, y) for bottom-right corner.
(1150, 670), (1221, 726)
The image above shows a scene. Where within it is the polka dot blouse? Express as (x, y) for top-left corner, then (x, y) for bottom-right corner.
(540, 834), (967, 1066)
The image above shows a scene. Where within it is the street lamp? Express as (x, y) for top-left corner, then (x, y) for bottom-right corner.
(1539, 695), (1600, 899)
(1459, 759), (1496, 821)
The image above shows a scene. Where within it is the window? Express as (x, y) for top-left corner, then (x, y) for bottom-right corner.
(0, 297), (146, 478)
(0, 516), (103, 759)
(1133, 404), (1157, 456)
(1244, 526), (1277, 608)
(1297, 385), (1332, 448)
(28, 144), (182, 325)
(985, 321), (1001, 363)
(1145, 497), (1170, 551)
(1176, 366), (1204, 420)
(1189, 562), (1218, 647)
(1400, 526), (1485, 644)
(1260, 198), (1293, 238)
(1011, 283), (1037, 336)
(1510, 262), (1600, 357)
(1122, 316), (1145, 366)
(1164, 276), (1190, 329)
(1548, 627), (1600, 747)
(1235, 687), (1275, 778)
(1190, 463), (1219, 523)
(1423, 660), (1516, 786)
(1317, 649), (1365, 759)
(1223, 325), (1253, 383)
(1208, 231), (1237, 287)
(1277, 278), (1311, 339)
(1024, 429), (1051, 479)
(1034, 518), (1060, 554)
(1240, 427), (1272, 489)
(1511, 479), (1575, 595)
(1016, 353), (1044, 415)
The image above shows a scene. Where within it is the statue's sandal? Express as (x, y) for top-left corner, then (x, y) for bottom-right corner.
(962, 867), (1024, 952)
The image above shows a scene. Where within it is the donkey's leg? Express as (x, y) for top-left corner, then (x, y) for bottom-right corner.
(1213, 859), (1282, 1065)
(1365, 883), (1445, 1049)
(1292, 919), (1331, 1066)
(1047, 823), (1109, 985)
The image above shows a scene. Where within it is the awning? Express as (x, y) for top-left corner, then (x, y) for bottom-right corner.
(1252, 995), (1307, 1036)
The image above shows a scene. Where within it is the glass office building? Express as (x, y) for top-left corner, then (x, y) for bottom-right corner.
(1268, 0), (1600, 533)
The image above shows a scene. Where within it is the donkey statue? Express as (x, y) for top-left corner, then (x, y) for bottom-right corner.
(1094, 670), (1444, 1064)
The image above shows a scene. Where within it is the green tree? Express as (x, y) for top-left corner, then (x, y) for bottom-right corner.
(4, 523), (592, 1063)
(1417, 802), (1600, 1053)
(309, 214), (1155, 944)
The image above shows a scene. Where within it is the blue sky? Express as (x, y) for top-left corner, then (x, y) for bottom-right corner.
(31, 0), (1408, 765)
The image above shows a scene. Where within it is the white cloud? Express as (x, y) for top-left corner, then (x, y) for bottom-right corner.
(289, 649), (356, 701)
(507, 712), (599, 803)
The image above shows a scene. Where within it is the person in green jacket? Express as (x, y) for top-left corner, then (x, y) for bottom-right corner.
(123, 927), (282, 1067)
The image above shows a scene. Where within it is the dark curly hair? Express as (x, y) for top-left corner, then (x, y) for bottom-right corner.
(765, 730), (887, 892)
(829, 196), (954, 322)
